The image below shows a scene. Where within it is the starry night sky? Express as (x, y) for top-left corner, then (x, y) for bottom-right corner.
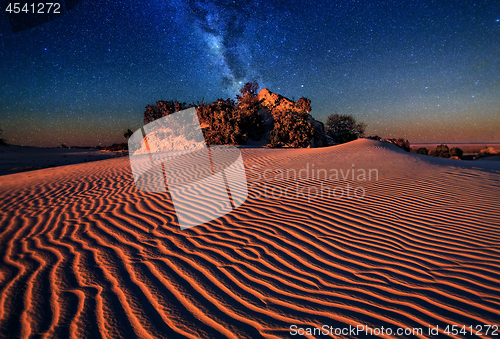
(1, 0), (499, 147)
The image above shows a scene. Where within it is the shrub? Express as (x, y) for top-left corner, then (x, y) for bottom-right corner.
(144, 100), (191, 124)
(449, 147), (463, 158)
(270, 108), (314, 148)
(395, 138), (410, 152)
(416, 147), (428, 155)
(124, 129), (133, 139)
(106, 143), (128, 151)
(236, 81), (264, 140)
(197, 99), (247, 145)
(142, 82), (319, 148)
(385, 138), (411, 152)
(478, 146), (500, 157)
(325, 114), (366, 143)
(430, 144), (450, 158)
(337, 131), (359, 143)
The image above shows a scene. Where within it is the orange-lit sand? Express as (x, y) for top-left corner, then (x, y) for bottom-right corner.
(0, 139), (499, 338)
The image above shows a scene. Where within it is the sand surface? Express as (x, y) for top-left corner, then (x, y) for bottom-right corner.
(0, 145), (125, 176)
(0, 139), (499, 338)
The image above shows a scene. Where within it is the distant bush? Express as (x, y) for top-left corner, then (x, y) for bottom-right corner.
(366, 135), (381, 140)
(385, 138), (411, 152)
(436, 144), (450, 158)
(429, 144), (451, 158)
(106, 143), (128, 151)
(337, 131), (359, 144)
(395, 138), (410, 152)
(325, 114), (366, 144)
(61, 144), (69, 148)
(450, 147), (463, 158)
(478, 146), (500, 157)
(416, 147), (428, 155)
(70, 146), (94, 149)
(0, 129), (7, 146)
(124, 129), (133, 140)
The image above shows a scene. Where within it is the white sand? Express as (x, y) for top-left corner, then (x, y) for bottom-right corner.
(0, 139), (499, 338)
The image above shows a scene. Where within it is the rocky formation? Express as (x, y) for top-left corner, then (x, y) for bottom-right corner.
(257, 88), (332, 148)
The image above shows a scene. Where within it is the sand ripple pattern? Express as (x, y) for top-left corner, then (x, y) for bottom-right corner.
(1, 139), (499, 338)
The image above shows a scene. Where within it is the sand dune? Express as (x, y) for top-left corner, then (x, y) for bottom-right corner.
(0, 139), (499, 338)
(0, 145), (125, 176)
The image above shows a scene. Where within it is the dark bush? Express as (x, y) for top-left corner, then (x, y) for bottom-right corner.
(337, 131), (359, 144)
(450, 147), (463, 158)
(385, 138), (411, 152)
(325, 114), (366, 144)
(124, 129), (133, 139)
(106, 143), (128, 151)
(429, 144), (451, 158)
(416, 147), (428, 155)
(395, 138), (411, 152)
(236, 81), (264, 141)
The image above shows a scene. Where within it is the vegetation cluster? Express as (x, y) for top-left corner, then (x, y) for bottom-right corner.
(417, 145), (464, 159)
(325, 114), (366, 144)
(142, 82), (322, 148)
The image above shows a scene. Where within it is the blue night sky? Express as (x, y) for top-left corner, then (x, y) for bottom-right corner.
(1, 0), (499, 147)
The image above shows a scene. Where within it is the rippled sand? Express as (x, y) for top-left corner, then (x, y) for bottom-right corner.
(1, 139), (499, 338)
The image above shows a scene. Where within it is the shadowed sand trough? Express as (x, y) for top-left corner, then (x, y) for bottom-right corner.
(0, 139), (499, 338)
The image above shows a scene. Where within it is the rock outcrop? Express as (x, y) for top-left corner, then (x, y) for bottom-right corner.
(256, 88), (329, 148)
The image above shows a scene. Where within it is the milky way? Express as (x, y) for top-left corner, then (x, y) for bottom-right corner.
(176, 0), (264, 94)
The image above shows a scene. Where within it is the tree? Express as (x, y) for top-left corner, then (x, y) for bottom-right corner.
(197, 98), (247, 145)
(236, 81), (264, 140)
(143, 100), (190, 124)
(325, 114), (366, 143)
(124, 129), (134, 139)
(450, 147), (463, 158)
